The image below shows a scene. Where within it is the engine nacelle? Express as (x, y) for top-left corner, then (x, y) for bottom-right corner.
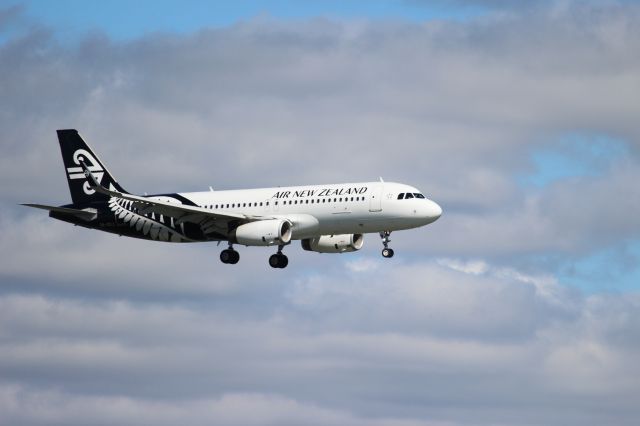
(301, 234), (364, 253)
(233, 219), (292, 246)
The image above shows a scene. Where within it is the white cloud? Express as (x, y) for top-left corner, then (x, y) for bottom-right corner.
(0, 386), (454, 426)
(0, 259), (639, 425)
(2, 2), (640, 425)
(437, 258), (490, 275)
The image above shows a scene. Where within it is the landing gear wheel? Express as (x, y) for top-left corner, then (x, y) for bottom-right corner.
(379, 231), (394, 259)
(220, 248), (240, 264)
(269, 253), (288, 269)
(382, 248), (394, 258)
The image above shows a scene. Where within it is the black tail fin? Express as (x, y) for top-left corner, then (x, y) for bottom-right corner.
(57, 129), (128, 205)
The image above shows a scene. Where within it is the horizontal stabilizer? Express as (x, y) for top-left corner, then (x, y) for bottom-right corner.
(22, 204), (97, 221)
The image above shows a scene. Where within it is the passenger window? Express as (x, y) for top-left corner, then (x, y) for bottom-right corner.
(295, 200), (298, 204)
(397, 193), (404, 200)
(405, 193), (414, 199)
(339, 198), (343, 202)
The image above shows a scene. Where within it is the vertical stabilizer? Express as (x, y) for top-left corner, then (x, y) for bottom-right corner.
(57, 129), (127, 205)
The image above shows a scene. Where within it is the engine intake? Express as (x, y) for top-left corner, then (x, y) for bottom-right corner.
(233, 219), (292, 246)
(301, 234), (364, 253)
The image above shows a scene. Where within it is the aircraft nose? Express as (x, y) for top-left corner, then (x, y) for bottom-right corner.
(425, 200), (442, 223)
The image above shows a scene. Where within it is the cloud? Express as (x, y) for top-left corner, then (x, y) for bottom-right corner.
(0, 386), (456, 426)
(1, 260), (639, 425)
(1, 2), (640, 425)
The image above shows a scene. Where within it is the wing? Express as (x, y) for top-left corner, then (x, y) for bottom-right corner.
(80, 161), (272, 238)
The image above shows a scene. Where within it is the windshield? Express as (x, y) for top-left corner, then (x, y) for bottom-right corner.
(397, 192), (426, 199)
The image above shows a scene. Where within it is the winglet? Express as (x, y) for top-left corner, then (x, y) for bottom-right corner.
(379, 176), (384, 183)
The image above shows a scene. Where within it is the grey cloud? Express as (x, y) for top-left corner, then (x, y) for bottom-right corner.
(0, 261), (639, 425)
(418, 159), (640, 259)
(0, 386), (449, 426)
(2, 2), (640, 425)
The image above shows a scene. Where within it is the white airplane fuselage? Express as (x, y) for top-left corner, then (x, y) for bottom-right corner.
(176, 181), (442, 239)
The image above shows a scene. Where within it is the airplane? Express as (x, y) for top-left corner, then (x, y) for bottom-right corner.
(23, 130), (442, 268)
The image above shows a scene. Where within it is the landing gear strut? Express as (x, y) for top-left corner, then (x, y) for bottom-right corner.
(220, 244), (240, 264)
(380, 231), (394, 258)
(269, 244), (289, 269)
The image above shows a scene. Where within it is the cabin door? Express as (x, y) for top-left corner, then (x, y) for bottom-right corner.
(368, 184), (383, 212)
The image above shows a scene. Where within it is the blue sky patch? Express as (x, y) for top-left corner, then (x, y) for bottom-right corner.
(17, 0), (488, 41)
(558, 241), (640, 293)
(519, 132), (628, 188)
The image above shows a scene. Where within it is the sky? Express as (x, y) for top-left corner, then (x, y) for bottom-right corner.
(1, 0), (640, 425)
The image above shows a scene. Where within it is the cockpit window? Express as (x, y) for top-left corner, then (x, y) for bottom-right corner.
(405, 193), (414, 199)
(414, 193), (425, 199)
(397, 193), (404, 200)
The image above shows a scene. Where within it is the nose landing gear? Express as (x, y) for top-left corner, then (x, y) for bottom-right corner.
(380, 231), (394, 258)
(269, 244), (289, 268)
(220, 244), (240, 264)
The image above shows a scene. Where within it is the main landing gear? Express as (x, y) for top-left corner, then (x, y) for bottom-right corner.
(269, 244), (289, 269)
(220, 244), (240, 264)
(380, 231), (394, 258)
(220, 243), (289, 268)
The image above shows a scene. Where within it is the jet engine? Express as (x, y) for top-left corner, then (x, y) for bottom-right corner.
(301, 233), (364, 253)
(233, 219), (292, 246)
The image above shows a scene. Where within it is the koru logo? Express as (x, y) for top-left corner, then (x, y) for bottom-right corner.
(66, 149), (104, 195)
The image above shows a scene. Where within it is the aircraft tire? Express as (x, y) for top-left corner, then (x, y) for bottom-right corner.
(382, 248), (394, 258)
(221, 249), (240, 264)
(269, 254), (280, 268)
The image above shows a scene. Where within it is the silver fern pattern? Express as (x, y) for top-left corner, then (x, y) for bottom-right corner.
(108, 197), (192, 242)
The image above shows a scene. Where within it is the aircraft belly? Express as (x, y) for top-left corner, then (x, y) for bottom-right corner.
(314, 214), (418, 235)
